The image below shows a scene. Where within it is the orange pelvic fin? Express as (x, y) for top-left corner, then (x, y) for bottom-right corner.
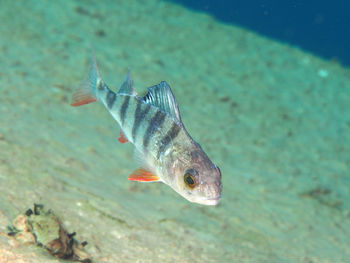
(118, 130), (129, 144)
(128, 169), (160, 182)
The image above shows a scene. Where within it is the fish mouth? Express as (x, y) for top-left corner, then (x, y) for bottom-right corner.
(196, 197), (221, 206)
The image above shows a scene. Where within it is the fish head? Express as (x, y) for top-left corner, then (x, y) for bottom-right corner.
(170, 146), (222, 206)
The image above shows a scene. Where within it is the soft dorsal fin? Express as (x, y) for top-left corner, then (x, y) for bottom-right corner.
(143, 81), (182, 123)
(118, 70), (137, 96)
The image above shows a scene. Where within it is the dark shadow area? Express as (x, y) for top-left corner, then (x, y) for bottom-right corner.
(169, 0), (350, 67)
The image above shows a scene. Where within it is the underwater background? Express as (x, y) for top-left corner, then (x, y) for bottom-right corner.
(0, 0), (349, 262)
(172, 0), (350, 67)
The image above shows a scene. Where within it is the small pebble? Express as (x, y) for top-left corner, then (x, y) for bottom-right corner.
(318, 69), (329, 78)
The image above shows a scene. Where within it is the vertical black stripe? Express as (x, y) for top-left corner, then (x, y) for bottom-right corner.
(143, 110), (166, 148)
(132, 101), (151, 142)
(106, 90), (116, 109)
(157, 122), (181, 159)
(120, 96), (130, 125)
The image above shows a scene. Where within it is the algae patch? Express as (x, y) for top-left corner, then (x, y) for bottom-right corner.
(300, 187), (343, 209)
(7, 204), (91, 263)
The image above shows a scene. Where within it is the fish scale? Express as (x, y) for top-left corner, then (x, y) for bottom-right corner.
(101, 86), (183, 163)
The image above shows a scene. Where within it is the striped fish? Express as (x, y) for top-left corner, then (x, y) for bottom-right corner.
(71, 52), (222, 205)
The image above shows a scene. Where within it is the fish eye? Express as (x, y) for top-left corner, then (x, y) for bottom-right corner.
(184, 173), (196, 189)
(183, 169), (198, 189)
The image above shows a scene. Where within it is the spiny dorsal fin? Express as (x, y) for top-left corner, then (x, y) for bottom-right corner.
(118, 70), (137, 96)
(143, 81), (182, 124)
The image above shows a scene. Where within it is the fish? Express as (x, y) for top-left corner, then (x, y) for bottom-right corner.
(70, 51), (222, 205)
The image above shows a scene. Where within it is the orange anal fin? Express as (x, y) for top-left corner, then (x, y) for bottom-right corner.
(118, 130), (129, 144)
(128, 169), (160, 182)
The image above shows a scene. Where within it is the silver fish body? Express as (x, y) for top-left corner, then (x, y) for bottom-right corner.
(71, 53), (222, 205)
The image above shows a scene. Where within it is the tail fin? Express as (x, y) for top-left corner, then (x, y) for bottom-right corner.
(70, 50), (101, 106)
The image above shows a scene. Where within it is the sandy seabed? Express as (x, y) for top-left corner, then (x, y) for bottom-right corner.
(0, 0), (349, 262)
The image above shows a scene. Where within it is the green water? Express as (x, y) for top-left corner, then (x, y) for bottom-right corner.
(0, 0), (349, 262)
